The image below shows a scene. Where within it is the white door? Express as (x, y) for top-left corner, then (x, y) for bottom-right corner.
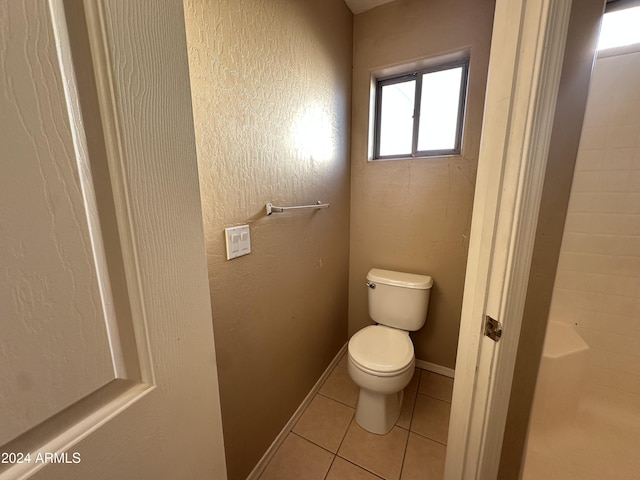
(445, 0), (574, 478)
(0, 1), (227, 479)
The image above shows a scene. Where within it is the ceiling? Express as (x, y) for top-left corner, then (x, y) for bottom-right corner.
(344, 0), (397, 14)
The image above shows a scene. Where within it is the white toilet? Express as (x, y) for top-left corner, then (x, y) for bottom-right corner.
(348, 268), (433, 435)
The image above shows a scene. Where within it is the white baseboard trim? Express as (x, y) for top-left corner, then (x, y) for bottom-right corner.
(415, 359), (455, 378)
(246, 342), (349, 480)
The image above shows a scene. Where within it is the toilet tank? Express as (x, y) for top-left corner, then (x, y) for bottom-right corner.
(367, 268), (433, 331)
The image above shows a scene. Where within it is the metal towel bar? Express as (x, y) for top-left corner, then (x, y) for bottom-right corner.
(265, 201), (330, 216)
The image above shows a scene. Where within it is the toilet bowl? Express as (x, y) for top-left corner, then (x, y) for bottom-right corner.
(348, 325), (415, 434)
(348, 269), (432, 435)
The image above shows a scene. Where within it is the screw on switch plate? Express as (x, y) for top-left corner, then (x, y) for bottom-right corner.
(224, 225), (251, 260)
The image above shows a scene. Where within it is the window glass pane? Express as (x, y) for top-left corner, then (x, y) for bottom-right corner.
(379, 80), (415, 156)
(597, 6), (640, 50)
(417, 67), (463, 152)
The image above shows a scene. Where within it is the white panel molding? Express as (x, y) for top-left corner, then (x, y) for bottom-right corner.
(0, 381), (149, 480)
(1, 3), (156, 476)
(49, 0), (125, 378)
(82, 0), (155, 383)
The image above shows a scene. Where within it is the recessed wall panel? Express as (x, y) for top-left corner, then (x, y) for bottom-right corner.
(0, 1), (116, 446)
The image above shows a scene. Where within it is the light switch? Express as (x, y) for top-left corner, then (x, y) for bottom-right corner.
(225, 225), (251, 260)
(231, 234), (240, 252)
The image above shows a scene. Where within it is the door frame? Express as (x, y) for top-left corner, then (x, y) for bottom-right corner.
(444, 0), (573, 478)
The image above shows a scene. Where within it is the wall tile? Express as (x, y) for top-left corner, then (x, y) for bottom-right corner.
(549, 51), (640, 396)
(565, 212), (640, 236)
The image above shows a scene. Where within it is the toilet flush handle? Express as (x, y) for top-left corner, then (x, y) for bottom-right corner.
(366, 281), (376, 289)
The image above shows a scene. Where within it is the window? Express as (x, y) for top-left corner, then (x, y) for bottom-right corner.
(597, 5), (640, 51)
(374, 60), (469, 160)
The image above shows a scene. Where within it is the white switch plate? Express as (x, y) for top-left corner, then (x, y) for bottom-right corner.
(225, 225), (251, 260)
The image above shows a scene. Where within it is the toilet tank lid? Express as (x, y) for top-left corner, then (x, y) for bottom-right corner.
(367, 268), (433, 289)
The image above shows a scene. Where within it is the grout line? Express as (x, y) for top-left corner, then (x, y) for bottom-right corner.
(398, 430), (411, 480)
(342, 458), (386, 480)
(409, 387), (451, 447)
(289, 393), (355, 457)
(316, 391), (357, 410)
(335, 455), (386, 479)
(289, 388), (356, 473)
(407, 381), (421, 437)
(339, 456), (386, 479)
(320, 410), (357, 480)
(277, 358), (453, 479)
(322, 455), (336, 480)
(335, 411), (355, 454)
(559, 249), (640, 260)
(290, 431), (337, 457)
(334, 418), (386, 479)
(416, 390), (453, 405)
(396, 392), (415, 480)
(410, 428), (449, 447)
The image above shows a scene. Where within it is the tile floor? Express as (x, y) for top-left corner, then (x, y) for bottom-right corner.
(259, 353), (453, 480)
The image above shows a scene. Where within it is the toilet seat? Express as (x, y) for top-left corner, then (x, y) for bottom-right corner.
(349, 325), (414, 376)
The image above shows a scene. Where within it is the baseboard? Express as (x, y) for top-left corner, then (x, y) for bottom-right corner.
(415, 359), (455, 378)
(246, 342), (349, 480)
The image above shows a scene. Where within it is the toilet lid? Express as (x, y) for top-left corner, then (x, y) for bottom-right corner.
(349, 325), (414, 374)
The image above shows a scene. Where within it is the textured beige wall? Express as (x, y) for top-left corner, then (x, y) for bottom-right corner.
(348, 0), (495, 369)
(183, 1), (352, 479)
(498, 1), (604, 477)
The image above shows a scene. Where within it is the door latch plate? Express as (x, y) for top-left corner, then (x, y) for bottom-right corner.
(484, 315), (502, 342)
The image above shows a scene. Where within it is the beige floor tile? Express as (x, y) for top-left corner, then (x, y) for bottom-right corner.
(259, 433), (333, 480)
(326, 457), (384, 480)
(418, 371), (454, 403)
(320, 366), (359, 407)
(406, 368), (421, 392)
(400, 432), (446, 480)
(293, 394), (354, 452)
(338, 352), (349, 369)
(411, 394), (451, 444)
(338, 421), (409, 480)
(396, 388), (418, 430)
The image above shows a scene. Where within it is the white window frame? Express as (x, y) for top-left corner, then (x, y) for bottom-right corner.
(373, 59), (469, 160)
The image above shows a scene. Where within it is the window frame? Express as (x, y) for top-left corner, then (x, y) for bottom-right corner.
(373, 58), (470, 160)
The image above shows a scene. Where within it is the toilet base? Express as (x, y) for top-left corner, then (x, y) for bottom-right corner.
(354, 388), (404, 435)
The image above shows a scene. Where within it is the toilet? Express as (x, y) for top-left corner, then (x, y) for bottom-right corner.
(348, 268), (433, 435)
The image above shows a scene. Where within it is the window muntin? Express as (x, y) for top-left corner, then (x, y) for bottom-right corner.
(374, 60), (469, 160)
